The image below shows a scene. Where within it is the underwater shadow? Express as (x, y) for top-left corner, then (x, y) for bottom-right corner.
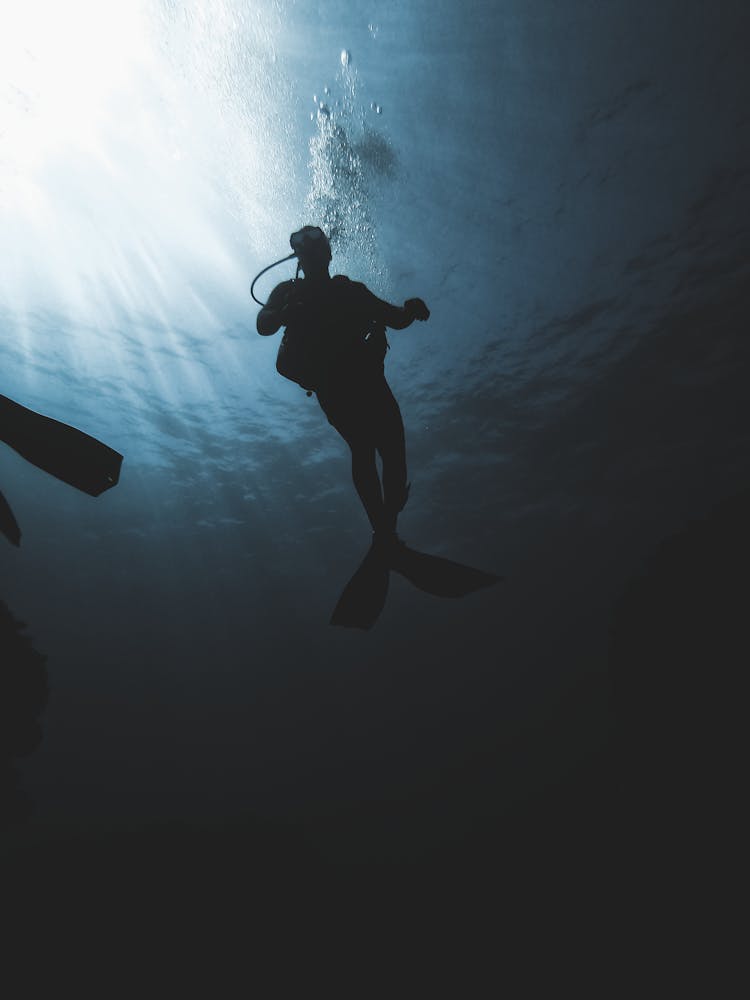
(0, 599), (48, 829)
(331, 540), (502, 630)
(0, 393), (123, 545)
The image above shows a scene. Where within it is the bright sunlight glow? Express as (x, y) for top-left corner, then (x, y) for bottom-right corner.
(0, 0), (290, 342)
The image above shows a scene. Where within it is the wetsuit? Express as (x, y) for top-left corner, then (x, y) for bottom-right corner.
(260, 275), (417, 534)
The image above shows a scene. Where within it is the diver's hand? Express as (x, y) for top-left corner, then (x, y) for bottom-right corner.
(405, 298), (430, 322)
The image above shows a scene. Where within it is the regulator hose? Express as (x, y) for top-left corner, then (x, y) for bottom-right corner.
(250, 252), (297, 306)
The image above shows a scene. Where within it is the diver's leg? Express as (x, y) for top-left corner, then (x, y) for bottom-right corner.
(318, 388), (387, 533)
(350, 443), (385, 532)
(376, 381), (408, 532)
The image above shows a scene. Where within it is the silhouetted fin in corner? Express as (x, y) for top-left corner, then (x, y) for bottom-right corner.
(389, 544), (502, 598)
(330, 542), (389, 630)
(0, 489), (21, 547)
(0, 394), (122, 497)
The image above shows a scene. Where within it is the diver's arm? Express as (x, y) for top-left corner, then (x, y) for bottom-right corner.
(256, 282), (295, 336)
(361, 286), (430, 329)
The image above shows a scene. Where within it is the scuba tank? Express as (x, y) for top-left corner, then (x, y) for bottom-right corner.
(275, 281), (390, 394)
(276, 316), (389, 393)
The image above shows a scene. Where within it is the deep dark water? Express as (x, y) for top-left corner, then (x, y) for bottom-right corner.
(2, 1), (750, 946)
(5, 471), (747, 944)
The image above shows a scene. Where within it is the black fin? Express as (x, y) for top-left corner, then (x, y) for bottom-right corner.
(330, 543), (390, 630)
(0, 394), (122, 497)
(390, 545), (501, 598)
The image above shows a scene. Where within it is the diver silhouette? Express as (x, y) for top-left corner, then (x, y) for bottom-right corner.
(255, 225), (429, 547)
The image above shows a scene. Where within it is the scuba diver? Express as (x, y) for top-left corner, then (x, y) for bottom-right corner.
(254, 225), (430, 548)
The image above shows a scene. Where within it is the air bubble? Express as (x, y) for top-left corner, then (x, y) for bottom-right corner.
(340, 49), (351, 68)
(370, 102), (382, 115)
(368, 23), (379, 38)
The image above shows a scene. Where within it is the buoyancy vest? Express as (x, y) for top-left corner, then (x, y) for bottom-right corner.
(276, 276), (388, 392)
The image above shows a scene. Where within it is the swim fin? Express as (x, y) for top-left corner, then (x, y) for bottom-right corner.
(0, 488), (21, 546)
(389, 545), (502, 597)
(330, 541), (390, 630)
(0, 394), (122, 497)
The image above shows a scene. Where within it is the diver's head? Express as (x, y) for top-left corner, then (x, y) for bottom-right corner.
(290, 225), (331, 276)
